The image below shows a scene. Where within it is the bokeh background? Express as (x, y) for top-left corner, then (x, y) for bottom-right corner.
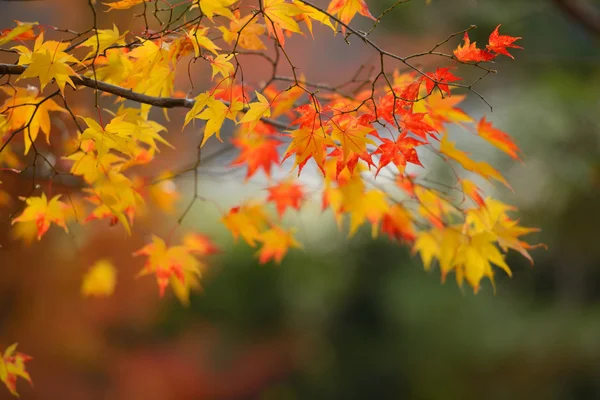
(1, 0), (600, 399)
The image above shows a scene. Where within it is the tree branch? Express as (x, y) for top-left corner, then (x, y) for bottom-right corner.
(553, 0), (600, 37)
(0, 63), (290, 131)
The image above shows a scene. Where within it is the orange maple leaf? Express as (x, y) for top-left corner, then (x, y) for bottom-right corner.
(256, 226), (302, 264)
(231, 136), (281, 180)
(477, 117), (521, 159)
(453, 32), (495, 63)
(266, 181), (305, 217)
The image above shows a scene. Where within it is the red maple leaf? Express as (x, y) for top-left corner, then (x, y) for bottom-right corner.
(373, 135), (423, 176)
(454, 32), (495, 63)
(423, 67), (462, 96)
(486, 24), (523, 59)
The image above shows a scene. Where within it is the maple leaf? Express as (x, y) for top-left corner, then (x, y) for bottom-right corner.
(423, 67), (461, 96)
(79, 25), (127, 59)
(262, 0), (303, 45)
(486, 24), (522, 59)
(219, 11), (267, 50)
(133, 235), (206, 298)
(0, 343), (32, 397)
(187, 27), (221, 57)
(231, 136), (281, 179)
(14, 32), (80, 94)
(221, 203), (270, 246)
(256, 226), (302, 264)
(453, 32), (495, 63)
(193, 0), (237, 21)
(103, 0), (146, 10)
(328, 115), (376, 162)
(0, 86), (66, 155)
(347, 189), (389, 237)
(12, 193), (68, 240)
(81, 260), (117, 297)
(238, 91), (271, 131)
(373, 135), (423, 176)
(440, 134), (510, 188)
(293, 0), (336, 36)
(461, 179), (485, 207)
(466, 197), (541, 264)
(182, 232), (220, 255)
(327, 0), (374, 30)
(283, 126), (334, 175)
(477, 117), (521, 159)
(414, 92), (473, 132)
(380, 204), (416, 242)
(399, 111), (437, 142)
(327, 147), (374, 180)
(0, 22), (38, 46)
(209, 54), (235, 79)
(266, 181), (305, 217)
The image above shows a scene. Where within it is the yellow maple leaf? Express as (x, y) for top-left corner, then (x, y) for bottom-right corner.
(238, 91), (271, 132)
(81, 260), (117, 297)
(0, 86), (66, 155)
(440, 134), (510, 188)
(14, 32), (80, 94)
(0, 343), (32, 397)
(221, 203), (269, 247)
(263, 0), (303, 45)
(103, 0), (145, 10)
(79, 24), (127, 59)
(192, 0), (237, 20)
(219, 12), (267, 50)
(187, 27), (221, 57)
(12, 193), (68, 240)
(256, 226), (302, 264)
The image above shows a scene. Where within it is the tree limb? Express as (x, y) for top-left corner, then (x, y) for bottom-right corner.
(553, 0), (600, 37)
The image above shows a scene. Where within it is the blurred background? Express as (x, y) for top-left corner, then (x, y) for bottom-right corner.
(0, 0), (599, 399)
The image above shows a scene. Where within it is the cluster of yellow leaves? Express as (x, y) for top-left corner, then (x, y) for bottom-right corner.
(0, 344), (32, 397)
(414, 197), (540, 292)
(222, 202), (303, 264)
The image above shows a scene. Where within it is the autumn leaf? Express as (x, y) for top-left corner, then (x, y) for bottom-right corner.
(81, 260), (117, 297)
(187, 27), (221, 57)
(423, 67), (461, 96)
(193, 0), (237, 21)
(0, 86), (66, 155)
(219, 11), (267, 50)
(103, 0), (146, 10)
(326, 0), (374, 29)
(133, 235), (206, 298)
(380, 204), (416, 242)
(328, 114), (376, 162)
(238, 91), (271, 131)
(0, 22), (38, 46)
(266, 180), (305, 217)
(12, 193), (69, 240)
(14, 32), (80, 94)
(477, 117), (521, 159)
(79, 25), (127, 59)
(1, 343), (32, 397)
(486, 24), (522, 59)
(256, 226), (302, 264)
(373, 135), (423, 176)
(293, 0), (336, 36)
(453, 32), (495, 63)
(231, 136), (281, 179)
(283, 126), (335, 174)
(262, 0), (303, 45)
(221, 203), (270, 246)
(440, 134), (510, 188)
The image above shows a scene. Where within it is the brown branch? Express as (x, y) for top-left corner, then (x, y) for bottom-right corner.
(0, 63), (290, 130)
(553, 0), (600, 37)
